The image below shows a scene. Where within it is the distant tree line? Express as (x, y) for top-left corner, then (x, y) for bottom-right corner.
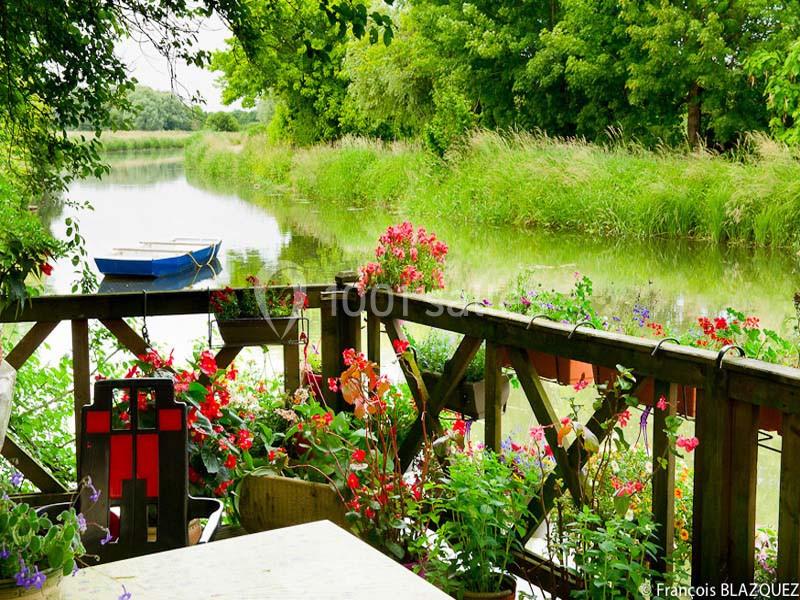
(212, 0), (800, 153)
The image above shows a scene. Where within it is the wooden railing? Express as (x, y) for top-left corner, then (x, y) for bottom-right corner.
(2, 272), (799, 595)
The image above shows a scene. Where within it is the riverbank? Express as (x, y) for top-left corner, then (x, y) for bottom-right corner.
(186, 132), (800, 248)
(69, 130), (201, 152)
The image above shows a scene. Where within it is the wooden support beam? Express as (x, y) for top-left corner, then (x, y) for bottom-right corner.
(508, 347), (582, 504)
(5, 321), (59, 370)
(651, 380), (676, 577)
(778, 413), (800, 581)
(71, 319), (90, 467)
(366, 312), (381, 372)
(0, 433), (68, 493)
(320, 273), (361, 409)
(484, 342), (503, 451)
(283, 343), (300, 394)
(100, 319), (149, 356)
(727, 398), (759, 582)
(692, 373), (732, 586)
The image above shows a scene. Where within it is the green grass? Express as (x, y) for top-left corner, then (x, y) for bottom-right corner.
(185, 131), (800, 248)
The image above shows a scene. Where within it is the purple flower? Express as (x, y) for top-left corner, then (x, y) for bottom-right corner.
(481, 298), (492, 307)
(119, 584), (132, 600)
(0, 545), (9, 559)
(10, 472), (23, 488)
(100, 528), (114, 546)
(86, 477), (101, 503)
(72, 563), (79, 576)
(29, 567), (46, 590)
(76, 513), (87, 533)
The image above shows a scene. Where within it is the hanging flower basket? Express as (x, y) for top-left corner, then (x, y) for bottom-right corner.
(216, 315), (300, 346)
(498, 347), (593, 386)
(238, 473), (348, 533)
(420, 371), (510, 420)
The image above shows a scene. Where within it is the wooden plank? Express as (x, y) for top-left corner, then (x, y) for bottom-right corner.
(508, 347), (582, 504)
(429, 336), (483, 415)
(4, 321), (59, 369)
(366, 312), (381, 372)
(651, 380), (676, 577)
(100, 319), (149, 356)
(0, 285), (331, 323)
(691, 372), (732, 587)
(778, 413), (800, 581)
(320, 300), (340, 409)
(71, 319), (91, 467)
(483, 342), (503, 452)
(283, 343), (300, 394)
(727, 398), (759, 582)
(360, 289), (800, 411)
(0, 433), (68, 493)
(9, 491), (74, 507)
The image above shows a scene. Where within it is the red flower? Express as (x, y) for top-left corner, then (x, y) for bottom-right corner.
(327, 377), (339, 392)
(236, 429), (253, 451)
(392, 339), (410, 355)
(213, 480), (234, 496)
(351, 449), (366, 463)
(199, 351), (218, 377)
(40, 263), (53, 276)
(224, 454), (237, 469)
(226, 364), (238, 381)
(187, 407), (198, 426)
(347, 473), (360, 490)
(676, 435), (700, 453)
(452, 419), (467, 436)
(124, 365), (139, 379)
(714, 317), (728, 330)
(188, 467), (202, 484)
(364, 507), (376, 519)
(617, 409), (631, 427)
(119, 411), (130, 423)
(656, 395), (668, 411)
(573, 377), (589, 392)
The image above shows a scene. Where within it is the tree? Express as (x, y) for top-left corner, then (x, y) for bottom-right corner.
(206, 112), (241, 132)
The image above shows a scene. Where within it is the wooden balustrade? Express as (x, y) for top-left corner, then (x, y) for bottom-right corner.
(2, 273), (800, 596)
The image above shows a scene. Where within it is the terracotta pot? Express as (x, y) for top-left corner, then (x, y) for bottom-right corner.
(239, 474), (348, 533)
(0, 570), (61, 599)
(216, 315), (299, 346)
(592, 366), (697, 417)
(420, 372), (511, 420)
(758, 406), (783, 434)
(462, 575), (517, 600)
(498, 347), (593, 386)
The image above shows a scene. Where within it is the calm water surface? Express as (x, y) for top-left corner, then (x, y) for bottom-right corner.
(44, 150), (792, 526)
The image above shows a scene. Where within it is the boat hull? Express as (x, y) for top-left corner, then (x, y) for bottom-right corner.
(95, 242), (221, 278)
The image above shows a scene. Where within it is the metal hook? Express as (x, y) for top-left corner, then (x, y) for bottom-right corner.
(716, 344), (745, 369)
(567, 320), (597, 340)
(651, 337), (680, 357)
(461, 301), (486, 314)
(141, 290), (151, 347)
(525, 314), (554, 330)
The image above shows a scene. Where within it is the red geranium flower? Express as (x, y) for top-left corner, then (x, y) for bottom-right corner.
(347, 473), (360, 490)
(351, 449), (366, 463)
(199, 350), (218, 377)
(40, 263), (53, 276)
(224, 454), (237, 469)
(392, 339), (410, 355)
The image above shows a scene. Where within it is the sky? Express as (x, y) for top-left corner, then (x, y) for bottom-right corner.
(116, 15), (240, 112)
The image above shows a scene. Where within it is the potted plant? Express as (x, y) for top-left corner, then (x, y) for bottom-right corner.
(210, 275), (307, 346)
(408, 331), (510, 419)
(421, 443), (547, 599)
(356, 222), (448, 295)
(501, 273), (597, 385)
(0, 474), (89, 599)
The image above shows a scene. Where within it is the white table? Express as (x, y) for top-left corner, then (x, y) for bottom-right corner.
(61, 520), (451, 599)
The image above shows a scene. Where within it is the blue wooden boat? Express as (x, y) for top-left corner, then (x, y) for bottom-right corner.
(94, 238), (222, 278)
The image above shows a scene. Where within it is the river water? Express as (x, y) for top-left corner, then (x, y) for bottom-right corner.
(43, 149), (790, 526)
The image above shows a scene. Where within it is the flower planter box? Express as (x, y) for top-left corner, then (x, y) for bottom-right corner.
(497, 347), (593, 386)
(593, 365), (697, 417)
(216, 315), (299, 346)
(0, 570), (61, 599)
(420, 371), (510, 420)
(238, 473), (348, 533)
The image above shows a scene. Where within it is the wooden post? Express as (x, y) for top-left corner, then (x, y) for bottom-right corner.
(484, 342), (502, 451)
(651, 380), (676, 577)
(283, 342), (300, 394)
(778, 413), (800, 581)
(692, 371), (732, 586)
(321, 272), (361, 409)
(727, 398), (759, 582)
(366, 312), (381, 372)
(5, 322), (59, 370)
(71, 319), (91, 467)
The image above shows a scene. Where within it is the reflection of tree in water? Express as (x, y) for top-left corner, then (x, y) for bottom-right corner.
(225, 235), (358, 287)
(82, 151), (184, 186)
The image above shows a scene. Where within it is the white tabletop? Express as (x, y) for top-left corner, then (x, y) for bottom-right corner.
(61, 520), (451, 599)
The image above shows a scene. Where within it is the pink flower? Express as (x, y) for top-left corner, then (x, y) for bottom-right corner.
(573, 378), (589, 392)
(529, 426), (545, 442)
(617, 409), (631, 427)
(327, 377), (339, 392)
(656, 395), (668, 411)
(676, 435), (699, 453)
